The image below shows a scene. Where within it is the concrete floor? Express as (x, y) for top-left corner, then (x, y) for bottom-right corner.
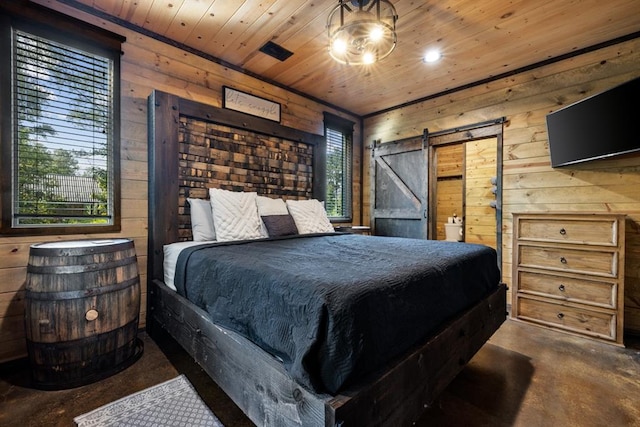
(1, 319), (639, 427)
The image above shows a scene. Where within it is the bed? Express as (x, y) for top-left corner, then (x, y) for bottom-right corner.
(146, 90), (507, 426)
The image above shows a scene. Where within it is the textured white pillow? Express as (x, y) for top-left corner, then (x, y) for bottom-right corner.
(187, 198), (216, 241)
(286, 199), (335, 234)
(256, 196), (289, 237)
(256, 196), (288, 216)
(209, 189), (263, 242)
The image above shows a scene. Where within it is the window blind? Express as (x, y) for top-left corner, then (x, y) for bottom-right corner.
(325, 126), (352, 220)
(12, 30), (113, 226)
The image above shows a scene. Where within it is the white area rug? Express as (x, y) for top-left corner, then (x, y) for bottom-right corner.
(74, 375), (224, 426)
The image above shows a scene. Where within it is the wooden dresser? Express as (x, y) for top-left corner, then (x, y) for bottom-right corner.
(511, 213), (626, 346)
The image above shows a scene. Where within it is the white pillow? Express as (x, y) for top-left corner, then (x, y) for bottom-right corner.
(286, 199), (335, 234)
(256, 196), (288, 216)
(209, 188), (263, 242)
(256, 196), (289, 237)
(187, 198), (216, 241)
(163, 241), (211, 291)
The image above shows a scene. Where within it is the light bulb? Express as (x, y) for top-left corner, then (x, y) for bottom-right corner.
(332, 38), (347, 54)
(369, 25), (384, 42)
(363, 51), (375, 64)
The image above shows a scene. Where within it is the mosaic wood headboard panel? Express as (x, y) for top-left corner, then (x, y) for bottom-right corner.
(178, 117), (314, 239)
(148, 90), (326, 282)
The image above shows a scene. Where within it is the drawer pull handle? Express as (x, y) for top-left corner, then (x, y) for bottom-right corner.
(557, 313), (564, 319)
(558, 284), (565, 292)
(559, 228), (566, 235)
(560, 257), (567, 264)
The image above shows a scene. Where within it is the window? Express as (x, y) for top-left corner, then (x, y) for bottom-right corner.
(323, 112), (354, 221)
(0, 3), (125, 235)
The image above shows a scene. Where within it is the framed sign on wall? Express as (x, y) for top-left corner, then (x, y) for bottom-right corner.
(223, 86), (281, 123)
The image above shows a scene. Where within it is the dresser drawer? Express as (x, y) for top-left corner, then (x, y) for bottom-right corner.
(518, 245), (618, 278)
(517, 271), (616, 308)
(517, 217), (617, 246)
(516, 297), (616, 341)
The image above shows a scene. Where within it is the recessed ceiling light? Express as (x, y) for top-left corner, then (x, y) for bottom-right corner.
(423, 49), (441, 63)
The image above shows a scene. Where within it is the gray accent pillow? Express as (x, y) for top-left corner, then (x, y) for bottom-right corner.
(261, 214), (299, 237)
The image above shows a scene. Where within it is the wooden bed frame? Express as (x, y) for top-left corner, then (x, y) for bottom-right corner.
(146, 90), (507, 426)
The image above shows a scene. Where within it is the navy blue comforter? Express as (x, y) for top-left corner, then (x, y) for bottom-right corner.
(174, 233), (500, 394)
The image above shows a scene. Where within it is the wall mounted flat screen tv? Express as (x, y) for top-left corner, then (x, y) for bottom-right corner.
(546, 76), (640, 168)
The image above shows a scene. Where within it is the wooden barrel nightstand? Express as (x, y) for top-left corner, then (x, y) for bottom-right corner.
(24, 238), (144, 390)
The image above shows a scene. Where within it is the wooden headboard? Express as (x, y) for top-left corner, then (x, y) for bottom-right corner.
(147, 90), (326, 283)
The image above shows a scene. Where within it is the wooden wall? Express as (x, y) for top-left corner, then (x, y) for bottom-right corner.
(364, 37), (640, 335)
(465, 138), (498, 248)
(0, 1), (361, 362)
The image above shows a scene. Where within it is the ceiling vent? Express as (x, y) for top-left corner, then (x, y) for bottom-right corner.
(259, 41), (293, 61)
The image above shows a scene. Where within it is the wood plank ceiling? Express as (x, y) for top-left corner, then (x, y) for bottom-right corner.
(68, 0), (640, 116)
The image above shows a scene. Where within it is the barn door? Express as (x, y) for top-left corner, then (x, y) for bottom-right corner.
(370, 136), (428, 238)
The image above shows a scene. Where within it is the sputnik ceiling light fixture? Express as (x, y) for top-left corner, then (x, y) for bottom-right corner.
(327, 0), (398, 65)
